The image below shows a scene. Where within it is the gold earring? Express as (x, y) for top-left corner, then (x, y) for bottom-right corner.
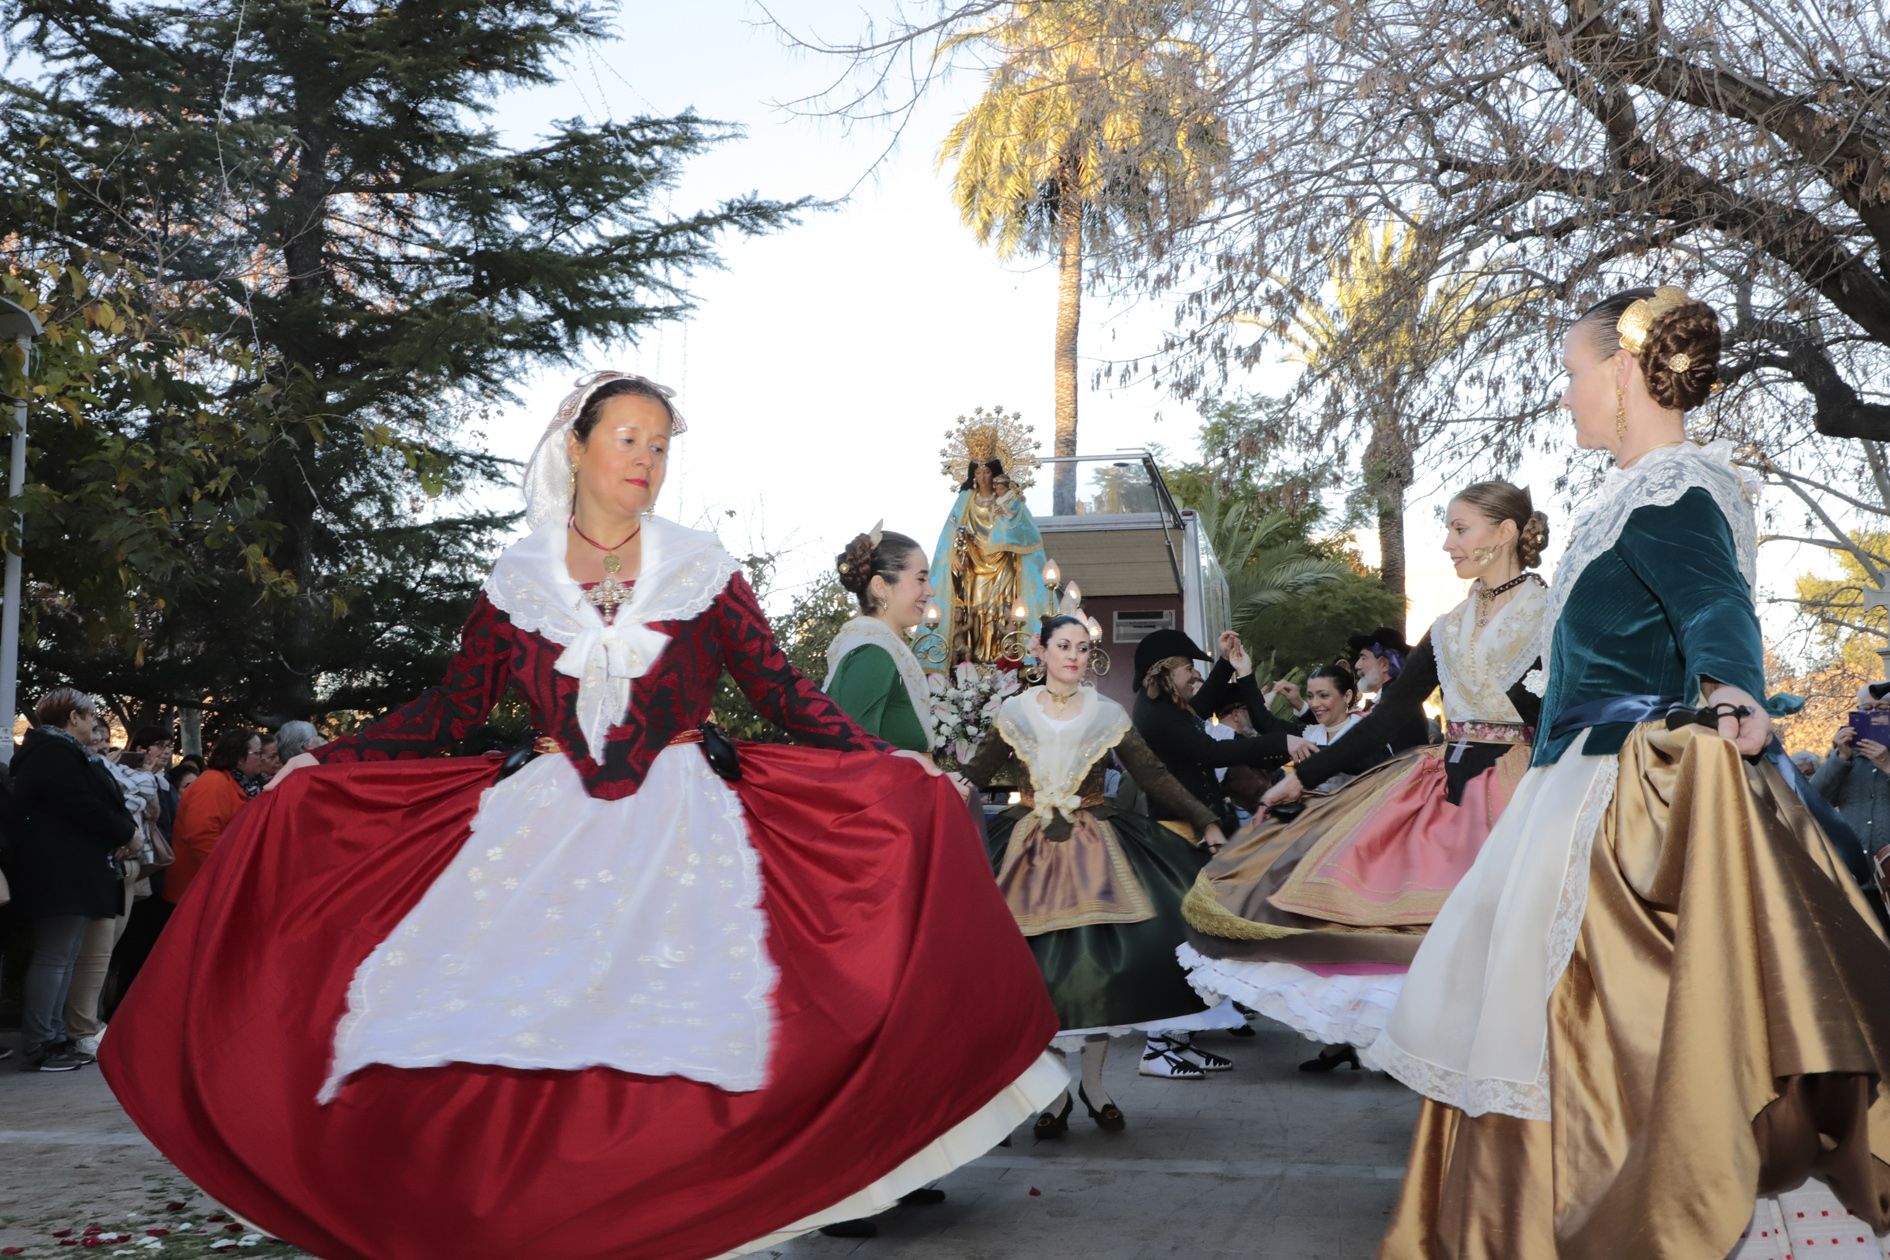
(1471, 545), (1496, 567)
(569, 462), (579, 501)
(1614, 383), (1628, 443)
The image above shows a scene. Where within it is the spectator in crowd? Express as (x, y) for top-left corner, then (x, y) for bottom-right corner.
(274, 720), (326, 763)
(242, 733), (281, 798)
(106, 725), (179, 1017)
(66, 724), (163, 1055)
(166, 729), (262, 908)
(170, 757), (202, 796)
(1792, 750), (1822, 779)
(1812, 684), (1890, 874)
(9, 688), (136, 1071)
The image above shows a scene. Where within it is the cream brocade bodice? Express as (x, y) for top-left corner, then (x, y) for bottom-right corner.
(1431, 578), (1551, 726)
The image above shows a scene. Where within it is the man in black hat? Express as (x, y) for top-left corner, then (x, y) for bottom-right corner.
(1129, 627), (1313, 843)
(1346, 626), (1414, 712)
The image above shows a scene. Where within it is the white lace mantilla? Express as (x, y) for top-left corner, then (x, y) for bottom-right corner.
(822, 617), (936, 747)
(483, 516), (739, 762)
(992, 688), (1131, 824)
(1531, 440), (1758, 700)
(319, 744), (775, 1104)
(1430, 578), (1551, 726)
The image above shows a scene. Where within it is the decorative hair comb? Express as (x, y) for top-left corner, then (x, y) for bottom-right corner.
(1615, 286), (1692, 357)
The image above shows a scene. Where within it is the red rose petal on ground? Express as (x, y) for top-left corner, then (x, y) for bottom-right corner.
(225, 1223), (243, 1232)
(165, 1202), (186, 1212)
(1028, 1186), (1041, 1196)
(4, 1247), (26, 1254)
(80, 1239), (101, 1249)
(146, 1229), (170, 1237)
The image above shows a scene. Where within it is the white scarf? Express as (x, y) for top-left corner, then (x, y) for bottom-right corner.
(992, 688), (1132, 825)
(483, 516), (739, 762)
(822, 616), (937, 746)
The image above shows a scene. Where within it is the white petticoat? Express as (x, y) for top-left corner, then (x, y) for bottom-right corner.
(1053, 996), (1249, 1043)
(1178, 943), (1404, 1049)
(319, 745), (774, 1102)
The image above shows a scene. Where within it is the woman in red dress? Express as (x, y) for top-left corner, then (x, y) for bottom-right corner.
(101, 372), (1065, 1260)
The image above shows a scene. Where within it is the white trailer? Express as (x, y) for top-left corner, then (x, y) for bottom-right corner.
(1023, 452), (1232, 711)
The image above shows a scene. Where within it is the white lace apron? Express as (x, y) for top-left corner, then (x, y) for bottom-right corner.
(319, 519), (776, 1102)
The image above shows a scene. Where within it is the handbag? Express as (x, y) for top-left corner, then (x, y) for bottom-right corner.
(699, 722), (742, 782)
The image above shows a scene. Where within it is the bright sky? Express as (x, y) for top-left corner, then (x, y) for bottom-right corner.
(469, 0), (1825, 663)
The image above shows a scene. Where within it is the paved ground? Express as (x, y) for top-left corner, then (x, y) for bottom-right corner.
(0, 1024), (1418, 1258)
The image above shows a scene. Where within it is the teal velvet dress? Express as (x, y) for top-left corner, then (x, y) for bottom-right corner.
(1368, 443), (1890, 1260)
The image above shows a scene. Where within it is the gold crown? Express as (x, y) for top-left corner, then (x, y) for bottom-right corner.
(1615, 285), (1692, 356)
(939, 406), (1042, 489)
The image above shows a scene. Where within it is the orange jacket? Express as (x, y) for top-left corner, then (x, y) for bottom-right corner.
(164, 769), (250, 904)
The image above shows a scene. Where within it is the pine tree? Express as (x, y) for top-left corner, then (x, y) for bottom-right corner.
(3, 0), (801, 725)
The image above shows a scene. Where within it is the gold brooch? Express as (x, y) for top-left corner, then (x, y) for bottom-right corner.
(1668, 352), (1692, 373)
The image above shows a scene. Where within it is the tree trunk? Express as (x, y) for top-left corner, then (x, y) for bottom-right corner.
(1364, 418), (1413, 637)
(1052, 159), (1083, 516)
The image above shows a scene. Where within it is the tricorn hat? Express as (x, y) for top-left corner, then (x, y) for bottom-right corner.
(1346, 626), (1413, 659)
(1134, 628), (1211, 683)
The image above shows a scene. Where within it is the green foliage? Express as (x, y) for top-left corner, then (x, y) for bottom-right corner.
(710, 550), (856, 743)
(2, 0), (801, 726)
(938, 1), (1224, 260)
(1166, 446), (1403, 680)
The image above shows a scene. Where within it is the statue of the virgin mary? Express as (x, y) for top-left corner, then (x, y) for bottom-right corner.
(930, 408), (1055, 669)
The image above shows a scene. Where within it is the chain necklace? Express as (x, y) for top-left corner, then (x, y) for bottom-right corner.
(1475, 571), (1542, 629)
(570, 513), (642, 619)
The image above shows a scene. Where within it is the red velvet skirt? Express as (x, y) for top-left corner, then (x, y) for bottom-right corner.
(101, 747), (1057, 1260)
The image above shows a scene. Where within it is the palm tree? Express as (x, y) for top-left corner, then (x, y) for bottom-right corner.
(1245, 219), (1516, 628)
(940, 2), (1222, 514)
(1188, 479), (1348, 638)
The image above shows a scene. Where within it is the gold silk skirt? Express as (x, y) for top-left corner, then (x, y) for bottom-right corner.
(1378, 723), (1890, 1259)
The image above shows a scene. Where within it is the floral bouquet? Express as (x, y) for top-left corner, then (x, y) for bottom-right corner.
(927, 662), (1021, 769)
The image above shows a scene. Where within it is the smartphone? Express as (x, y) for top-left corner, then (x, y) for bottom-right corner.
(1849, 709), (1890, 745)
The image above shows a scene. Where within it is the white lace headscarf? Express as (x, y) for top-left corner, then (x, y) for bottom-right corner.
(521, 371), (687, 529)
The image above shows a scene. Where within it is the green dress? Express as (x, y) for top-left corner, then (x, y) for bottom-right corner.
(963, 689), (1230, 1034)
(825, 644), (930, 753)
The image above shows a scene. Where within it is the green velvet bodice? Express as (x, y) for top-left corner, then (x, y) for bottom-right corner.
(1535, 486), (1764, 766)
(825, 644), (931, 754)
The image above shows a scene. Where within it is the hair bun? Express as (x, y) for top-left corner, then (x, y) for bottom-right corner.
(1638, 300), (1721, 412)
(1519, 510), (1551, 568)
(834, 534), (876, 595)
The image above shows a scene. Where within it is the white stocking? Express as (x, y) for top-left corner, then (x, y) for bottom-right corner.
(1081, 1034), (1112, 1107)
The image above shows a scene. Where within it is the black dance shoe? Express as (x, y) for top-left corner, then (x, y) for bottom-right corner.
(1079, 1085), (1126, 1132)
(1033, 1092), (1073, 1140)
(819, 1219), (877, 1238)
(1298, 1044), (1361, 1073)
(900, 1188), (947, 1205)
